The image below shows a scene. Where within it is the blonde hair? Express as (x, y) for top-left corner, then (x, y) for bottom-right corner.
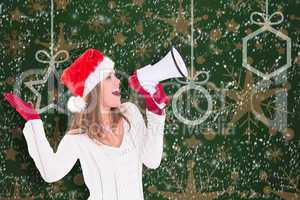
(66, 82), (131, 142)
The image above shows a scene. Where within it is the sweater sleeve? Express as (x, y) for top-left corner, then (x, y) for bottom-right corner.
(126, 102), (166, 169)
(22, 119), (79, 183)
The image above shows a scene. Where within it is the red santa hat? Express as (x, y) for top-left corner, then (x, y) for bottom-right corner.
(60, 48), (114, 113)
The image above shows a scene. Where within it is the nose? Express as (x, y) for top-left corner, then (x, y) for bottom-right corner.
(115, 77), (120, 86)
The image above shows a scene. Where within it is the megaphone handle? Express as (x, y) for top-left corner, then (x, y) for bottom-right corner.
(153, 101), (166, 109)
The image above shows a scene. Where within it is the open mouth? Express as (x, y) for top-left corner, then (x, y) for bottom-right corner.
(112, 90), (121, 96)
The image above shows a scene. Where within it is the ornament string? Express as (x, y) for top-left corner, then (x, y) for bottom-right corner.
(175, 0), (210, 87)
(250, 0), (284, 26)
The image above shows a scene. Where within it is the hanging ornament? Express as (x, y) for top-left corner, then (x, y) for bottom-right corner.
(242, 0), (291, 80)
(16, 0), (70, 114)
(172, 0), (213, 126)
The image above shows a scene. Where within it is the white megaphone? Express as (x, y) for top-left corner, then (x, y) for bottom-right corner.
(136, 46), (188, 95)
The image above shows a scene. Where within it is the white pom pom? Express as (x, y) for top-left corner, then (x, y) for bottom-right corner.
(67, 96), (87, 113)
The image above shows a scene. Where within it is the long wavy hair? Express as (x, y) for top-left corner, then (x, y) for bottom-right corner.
(65, 82), (131, 143)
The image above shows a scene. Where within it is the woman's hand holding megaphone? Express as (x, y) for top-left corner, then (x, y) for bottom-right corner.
(3, 92), (40, 121)
(128, 71), (169, 115)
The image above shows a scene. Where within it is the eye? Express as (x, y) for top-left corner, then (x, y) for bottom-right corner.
(106, 74), (112, 79)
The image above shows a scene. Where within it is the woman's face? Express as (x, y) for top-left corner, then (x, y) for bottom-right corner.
(99, 71), (121, 111)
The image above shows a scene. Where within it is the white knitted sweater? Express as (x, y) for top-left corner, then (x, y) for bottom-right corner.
(22, 102), (166, 200)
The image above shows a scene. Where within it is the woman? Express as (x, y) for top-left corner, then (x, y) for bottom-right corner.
(3, 49), (169, 200)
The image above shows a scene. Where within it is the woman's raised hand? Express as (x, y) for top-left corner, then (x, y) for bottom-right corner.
(3, 92), (40, 121)
(128, 71), (169, 115)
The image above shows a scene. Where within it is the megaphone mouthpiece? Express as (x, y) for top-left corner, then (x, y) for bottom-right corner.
(136, 47), (188, 86)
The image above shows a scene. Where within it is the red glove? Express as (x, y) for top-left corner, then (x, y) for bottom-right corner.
(3, 92), (40, 121)
(128, 71), (169, 115)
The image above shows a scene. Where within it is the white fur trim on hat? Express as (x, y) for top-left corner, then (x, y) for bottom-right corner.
(67, 96), (87, 113)
(83, 56), (115, 97)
